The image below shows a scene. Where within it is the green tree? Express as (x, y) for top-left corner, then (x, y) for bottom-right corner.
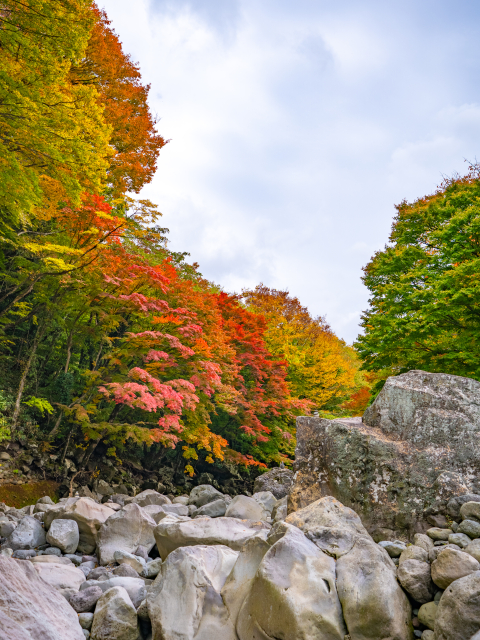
(357, 164), (480, 380)
(0, 0), (111, 231)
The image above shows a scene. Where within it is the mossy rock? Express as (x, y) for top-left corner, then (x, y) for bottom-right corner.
(0, 481), (60, 508)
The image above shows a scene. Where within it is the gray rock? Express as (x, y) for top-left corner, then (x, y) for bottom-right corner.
(114, 549), (146, 573)
(427, 527), (452, 541)
(465, 538), (480, 562)
(194, 498), (227, 518)
(434, 571), (480, 640)
(44, 546), (63, 556)
(94, 480), (113, 497)
(112, 563), (140, 578)
(148, 545), (238, 640)
(90, 586), (139, 640)
(399, 544), (429, 564)
(187, 484), (224, 508)
(447, 494), (480, 519)
(88, 566), (108, 580)
(336, 535), (412, 640)
(290, 371), (480, 533)
(37, 496), (55, 505)
(378, 540), (407, 557)
(0, 520), (16, 537)
(161, 503), (189, 517)
(431, 547), (480, 589)
(65, 554), (82, 566)
(80, 577), (146, 608)
(449, 532), (472, 548)
(221, 536), (270, 624)
(0, 556), (85, 639)
(422, 631), (434, 640)
(96, 503), (156, 565)
(78, 612), (94, 630)
(271, 496), (288, 522)
(252, 491), (277, 516)
(253, 466), (293, 499)
(130, 490), (171, 508)
(417, 601), (438, 630)
(154, 516), (269, 560)
(285, 495), (369, 558)
(460, 501), (480, 522)
(429, 543), (461, 563)
(70, 586), (104, 613)
(225, 495), (266, 521)
(237, 523), (346, 640)
(172, 495), (189, 505)
(46, 519), (80, 554)
(13, 549), (36, 559)
(82, 629), (90, 638)
(458, 519), (480, 538)
(7, 516), (46, 550)
(142, 557), (162, 578)
(397, 559), (434, 603)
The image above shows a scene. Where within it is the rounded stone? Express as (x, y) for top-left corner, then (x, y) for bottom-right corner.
(448, 532), (471, 548)
(417, 601), (438, 630)
(458, 519), (480, 539)
(431, 547), (480, 589)
(427, 528), (452, 541)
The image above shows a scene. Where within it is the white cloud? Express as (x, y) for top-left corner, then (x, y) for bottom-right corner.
(100, 0), (480, 343)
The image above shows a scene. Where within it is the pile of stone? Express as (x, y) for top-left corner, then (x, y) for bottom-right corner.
(1, 481), (480, 638)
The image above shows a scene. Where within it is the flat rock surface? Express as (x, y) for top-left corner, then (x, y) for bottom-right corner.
(0, 556), (85, 639)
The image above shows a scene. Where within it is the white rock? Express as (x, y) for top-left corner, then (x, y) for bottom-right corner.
(142, 557), (162, 578)
(154, 516), (269, 560)
(225, 495), (266, 521)
(0, 556), (85, 639)
(336, 535), (412, 640)
(285, 495), (369, 558)
(221, 536), (270, 624)
(80, 577), (146, 608)
(130, 490), (171, 508)
(148, 545), (238, 640)
(31, 555), (73, 565)
(114, 549), (146, 574)
(252, 491), (277, 515)
(96, 503), (156, 565)
(237, 523), (346, 640)
(90, 586), (139, 640)
(45, 498), (115, 555)
(46, 519), (80, 554)
(33, 562), (86, 591)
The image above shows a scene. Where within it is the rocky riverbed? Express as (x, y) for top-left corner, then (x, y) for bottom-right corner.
(0, 476), (479, 639)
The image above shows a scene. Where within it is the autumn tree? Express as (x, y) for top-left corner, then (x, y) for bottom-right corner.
(0, 0), (111, 230)
(243, 285), (367, 412)
(357, 164), (480, 381)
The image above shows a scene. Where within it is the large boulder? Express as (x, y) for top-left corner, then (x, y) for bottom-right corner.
(45, 498), (115, 554)
(225, 495), (266, 521)
(336, 535), (412, 640)
(397, 559), (434, 603)
(0, 556), (85, 639)
(285, 495), (368, 558)
(434, 571), (480, 640)
(129, 490), (171, 508)
(90, 586), (139, 640)
(289, 371), (480, 535)
(237, 523), (346, 640)
(154, 516), (270, 560)
(6, 515), (46, 550)
(148, 545), (238, 640)
(253, 466), (293, 499)
(33, 561), (86, 591)
(188, 484), (224, 508)
(96, 503), (156, 565)
(46, 519), (79, 554)
(431, 547), (480, 589)
(221, 537), (270, 624)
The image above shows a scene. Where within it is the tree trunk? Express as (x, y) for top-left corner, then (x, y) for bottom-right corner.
(11, 320), (47, 437)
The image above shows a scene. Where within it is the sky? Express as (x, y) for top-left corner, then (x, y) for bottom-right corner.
(100, 0), (480, 343)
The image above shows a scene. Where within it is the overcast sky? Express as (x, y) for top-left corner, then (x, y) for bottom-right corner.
(101, 0), (480, 343)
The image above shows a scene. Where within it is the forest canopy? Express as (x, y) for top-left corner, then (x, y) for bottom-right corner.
(0, 1), (367, 478)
